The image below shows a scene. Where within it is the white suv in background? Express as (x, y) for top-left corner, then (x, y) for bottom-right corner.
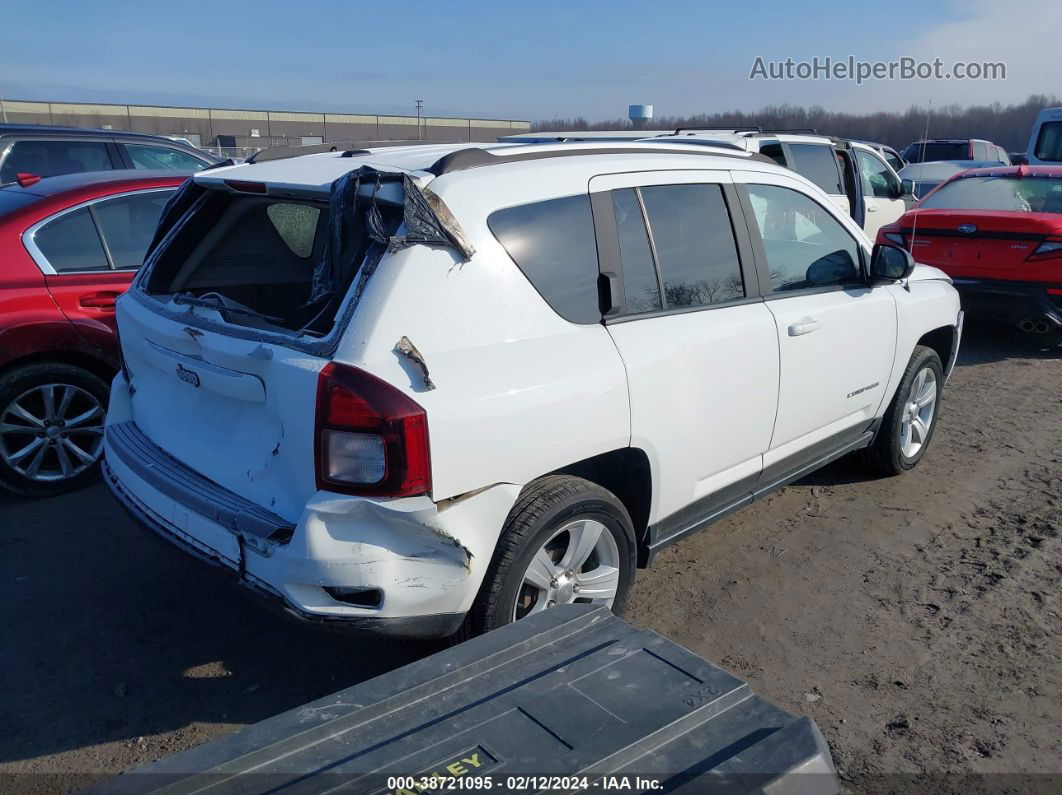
(648, 131), (908, 239)
(103, 141), (962, 638)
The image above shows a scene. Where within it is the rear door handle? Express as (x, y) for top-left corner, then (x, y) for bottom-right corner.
(788, 318), (821, 336)
(866, 204), (878, 212)
(79, 291), (120, 309)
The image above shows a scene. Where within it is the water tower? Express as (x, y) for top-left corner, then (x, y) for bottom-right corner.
(629, 104), (653, 130)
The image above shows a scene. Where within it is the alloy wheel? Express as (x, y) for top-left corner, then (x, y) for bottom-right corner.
(513, 518), (621, 621)
(0, 384), (105, 482)
(899, 367), (937, 459)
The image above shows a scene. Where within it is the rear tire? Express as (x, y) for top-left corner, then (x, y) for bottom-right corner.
(862, 345), (943, 476)
(458, 475), (637, 640)
(0, 363), (109, 498)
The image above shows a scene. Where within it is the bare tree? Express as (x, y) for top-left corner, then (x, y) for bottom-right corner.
(532, 95), (1060, 152)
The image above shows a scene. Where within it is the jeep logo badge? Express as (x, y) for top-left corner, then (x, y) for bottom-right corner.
(176, 363), (201, 388)
(957, 223), (977, 234)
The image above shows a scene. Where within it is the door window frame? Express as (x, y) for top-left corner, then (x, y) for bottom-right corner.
(590, 173), (764, 323)
(22, 187), (176, 276)
(733, 178), (871, 301)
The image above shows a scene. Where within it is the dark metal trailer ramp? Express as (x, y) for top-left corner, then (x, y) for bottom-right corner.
(95, 605), (838, 794)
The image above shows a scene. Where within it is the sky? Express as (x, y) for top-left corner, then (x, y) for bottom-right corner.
(2, 0), (1057, 122)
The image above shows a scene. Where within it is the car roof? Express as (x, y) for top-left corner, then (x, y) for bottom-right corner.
(193, 141), (782, 195)
(3, 169), (189, 198)
(898, 160), (1000, 179)
(653, 131), (835, 147)
(953, 165), (1062, 179)
(0, 123), (196, 143)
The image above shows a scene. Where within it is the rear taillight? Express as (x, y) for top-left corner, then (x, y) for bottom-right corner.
(314, 362), (431, 497)
(1028, 238), (1062, 261)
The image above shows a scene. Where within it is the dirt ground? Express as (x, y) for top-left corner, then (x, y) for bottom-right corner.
(1, 325), (1059, 794)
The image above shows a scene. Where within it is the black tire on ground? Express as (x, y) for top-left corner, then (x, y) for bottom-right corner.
(458, 475), (637, 640)
(0, 363), (110, 498)
(861, 345), (944, 477)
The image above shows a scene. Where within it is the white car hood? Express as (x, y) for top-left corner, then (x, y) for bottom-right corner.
(908, 263), (952, 283)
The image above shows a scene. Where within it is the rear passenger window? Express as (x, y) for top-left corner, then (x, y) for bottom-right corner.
(639, 184), (744, 308)
(488, 195), (601, 324)
(93, 190), (175, 269)
(787, 144), (843, 195)
(611, 189), (661, 313)
(747, 184), (862, 293)
(760, 143), (787, 167)
(32, 208), (109, 272)
(0, 140), (112, 182)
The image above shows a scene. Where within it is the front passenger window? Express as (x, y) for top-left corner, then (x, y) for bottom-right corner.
(857, 150), (900, 199)
(747, 185), (863, 293)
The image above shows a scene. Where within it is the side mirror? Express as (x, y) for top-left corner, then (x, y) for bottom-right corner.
(900, 178), (914, 196)
(870, 243), (915, 281)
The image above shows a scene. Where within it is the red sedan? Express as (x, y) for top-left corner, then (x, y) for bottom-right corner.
(0, 170), (187, 496)
(878, 165), (1062, 344)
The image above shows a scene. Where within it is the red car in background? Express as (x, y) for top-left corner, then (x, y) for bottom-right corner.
(878, 165), (1062, 344)
(0, 170), (186, 496)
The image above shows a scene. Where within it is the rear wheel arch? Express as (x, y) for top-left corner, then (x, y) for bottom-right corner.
(0, 350), (116, 385)
(552, 447), (653, 565)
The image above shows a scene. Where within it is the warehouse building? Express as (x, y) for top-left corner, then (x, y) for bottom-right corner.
(0, 99), (531, 151)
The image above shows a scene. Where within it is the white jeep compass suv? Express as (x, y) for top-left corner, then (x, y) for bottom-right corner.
(103, 141), (963, 638)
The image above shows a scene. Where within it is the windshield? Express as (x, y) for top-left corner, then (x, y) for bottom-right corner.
(919, 176), (1062, 213)
(904, 142), (969, 163)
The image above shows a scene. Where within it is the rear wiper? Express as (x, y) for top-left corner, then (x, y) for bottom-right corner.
(172, 292), (284, 324)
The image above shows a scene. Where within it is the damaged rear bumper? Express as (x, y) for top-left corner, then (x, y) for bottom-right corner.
(102, 413), (519, 639)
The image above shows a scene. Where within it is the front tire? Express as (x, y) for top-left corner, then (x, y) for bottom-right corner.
(462, 475), (637, 638)
(0, 363), (109, 498)
(862, 345), (943, 476)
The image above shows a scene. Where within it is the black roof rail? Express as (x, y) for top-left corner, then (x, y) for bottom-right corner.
(757, 128), (822, 135)
(246, 142), (369, 164)
(648, 139), (744, 151)
(428, 144), (775, 176)
(670, 126), (762, 135)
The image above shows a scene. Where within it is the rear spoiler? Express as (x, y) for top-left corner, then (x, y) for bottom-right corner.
(246, 144), (370, 163)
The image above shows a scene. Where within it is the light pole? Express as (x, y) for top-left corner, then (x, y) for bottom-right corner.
(415, 99), (423, 141)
